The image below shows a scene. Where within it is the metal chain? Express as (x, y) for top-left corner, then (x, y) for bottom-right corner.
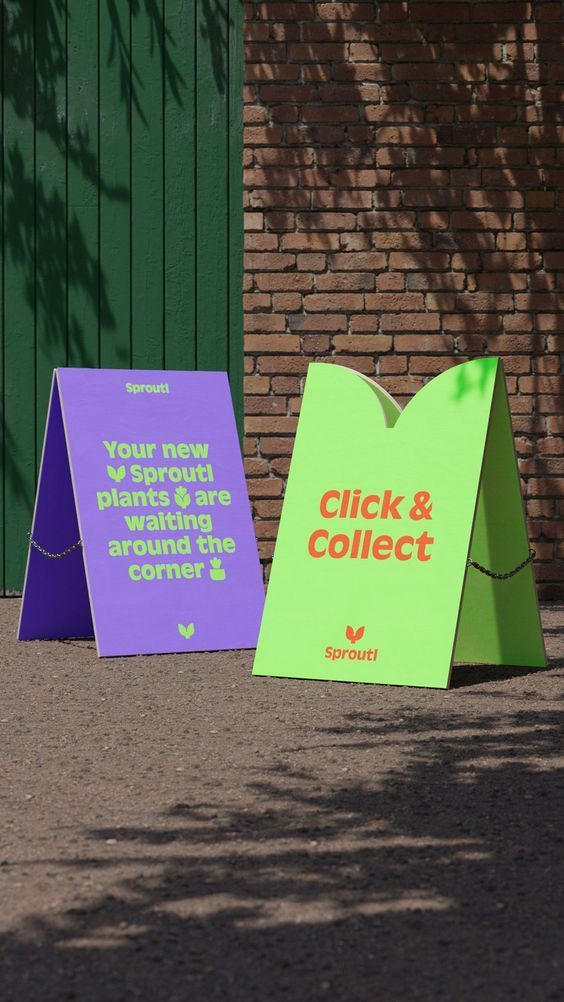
(27, 532), (82, 560)
(467, 548), (535, 581)
(26, 531), (535, 578)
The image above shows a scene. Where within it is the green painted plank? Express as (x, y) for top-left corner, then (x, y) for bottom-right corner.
(131, 0), (164, 368)
(99, 0), (131, 368)
(196, 0), (228, 371)
(163, 0), (195, 370)
(67, 0), (99, 367)
(228, 0), (243, 437)
(3, 0), (36, 589)
(34, 0), (67, 459)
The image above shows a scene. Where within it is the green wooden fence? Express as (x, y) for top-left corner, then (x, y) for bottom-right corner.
(1, 0), (243, 592)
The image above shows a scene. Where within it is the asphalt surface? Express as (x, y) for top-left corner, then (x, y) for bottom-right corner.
(1, 600), (563, 1001)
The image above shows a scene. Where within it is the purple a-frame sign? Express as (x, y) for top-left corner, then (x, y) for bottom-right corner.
(18, 369), (265, 657)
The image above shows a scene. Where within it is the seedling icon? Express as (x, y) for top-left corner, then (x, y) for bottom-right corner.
(178, 623), (195, 640)
(345, 625), (365, 644)
(209, 558), (226, 582)
(174, 487), (190, 508)
(107, 464), (126, 483)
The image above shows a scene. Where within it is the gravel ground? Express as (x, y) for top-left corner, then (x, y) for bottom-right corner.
(0, 600), (563, 1002)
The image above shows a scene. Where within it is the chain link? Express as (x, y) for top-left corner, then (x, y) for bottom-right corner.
(27, 532), (83, 560)
(467, 548), (535, 581)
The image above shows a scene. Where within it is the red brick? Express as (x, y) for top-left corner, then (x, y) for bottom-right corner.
(329, 169), (390, 188)
(365, 293), (425, 311)
(316, 272), (375, 291)
(380, 355), (408, 373)
(246, 416), (299, 434)
(328, 252), (386, 271)
(272, 293), (303, 310)
(394, 335), (454, 352)
(317, 2), (376, 19)
(256, 273), (313, 291)
(245, 335), (298, 352)
(332, 62), (390, 82)
(296, 211), (357, 230)
(301, 23), (362, 42)
(245, 64), (300, 81)
(245, 395), (287, 415)
(245, 252), (295, 270)
(288, 313), (348, 331)
(245, 234), (278, 251)
(244, 314), (287, 333)
(257, 4), (315, 20)
(250, 189), (310, 209)
(289, 42), (348, 61)
(301, 334), (331, 353)
(282, 232), (340, 250)
(324, 355), (376, 373)
(381, 314), (441, 332)
(389, 252), (450, 271)
(244, 293), (272, 312)
(455, 293), (514, 311)
(244, 476), (285, 496)
(391, 169), (449, 186)
(303, 293), (365, 311)
(254, 499), (283, 518)
(244, 375), (270, 395)
(245, 44), (287, 63)
(244, 458), (270, 476)
(244, 126), (283, 145)
(332, 335), (393, 353)
(311, 189), (373, 209)
(269, 376), (299, 394)
(302, 104), (360, 123)
(244, 212), (264, 232)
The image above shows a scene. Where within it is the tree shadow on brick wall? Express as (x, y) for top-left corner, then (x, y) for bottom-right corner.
(0, 702), (562, 999)
(246, 1), (563, 595)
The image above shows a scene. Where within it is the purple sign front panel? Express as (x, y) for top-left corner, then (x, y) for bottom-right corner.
(56, 369), (263, 656)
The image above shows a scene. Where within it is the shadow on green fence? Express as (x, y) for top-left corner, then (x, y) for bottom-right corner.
(1, 0), (236, 588)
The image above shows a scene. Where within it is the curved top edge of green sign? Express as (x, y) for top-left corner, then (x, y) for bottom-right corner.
(306, 356), (501, 431)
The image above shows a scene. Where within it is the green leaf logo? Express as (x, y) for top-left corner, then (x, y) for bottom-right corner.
(178, 623), (195, 640)
(174, 487), (190, 508)
(107, 464), (126, 483)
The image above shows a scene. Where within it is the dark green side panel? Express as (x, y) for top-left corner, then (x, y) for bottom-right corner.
(1, 0), (244, 591)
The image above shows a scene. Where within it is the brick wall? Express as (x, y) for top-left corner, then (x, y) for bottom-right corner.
(243, 0), (564, 600)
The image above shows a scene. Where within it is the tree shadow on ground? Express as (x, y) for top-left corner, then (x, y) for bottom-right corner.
(1, 706), (562, 1001)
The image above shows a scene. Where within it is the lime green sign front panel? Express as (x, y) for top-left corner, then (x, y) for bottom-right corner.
(253, 358), (545, 689)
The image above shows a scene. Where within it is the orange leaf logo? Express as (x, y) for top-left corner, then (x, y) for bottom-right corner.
(345, 625), (365, 644)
